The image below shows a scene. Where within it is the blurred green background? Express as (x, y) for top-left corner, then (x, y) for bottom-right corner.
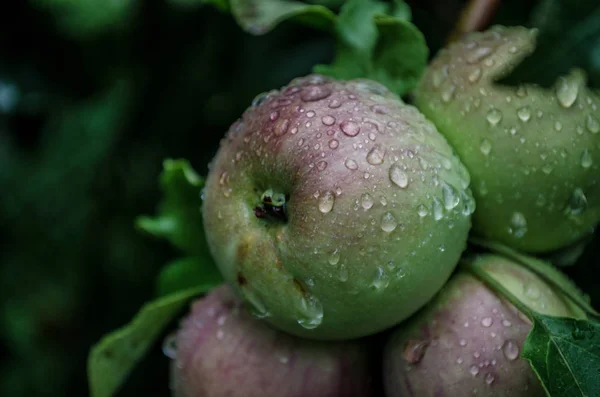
(0, 1), (597, 396)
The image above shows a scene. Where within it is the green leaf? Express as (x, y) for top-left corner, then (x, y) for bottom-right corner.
(315, 0), (427, 96)
(156, 256), (223, 297)
(229, 0), (336, 35)
(500, 0), (600, 89)
(87, 287), (204, 397)
(136, 159), (208, 257)
(523, 314), (600, 397)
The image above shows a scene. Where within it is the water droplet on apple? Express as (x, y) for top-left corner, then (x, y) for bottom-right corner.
(345, 159), (358, 170)
(361, 193), (374, 210)
(381, 211), (398, 232)
(389, 164), (408, 188)
(366, 145), (385, 165)
(340, 120), (360, 136)
(502, 340), (519, 361)
(301, 85), (332, 102)
(371, 266), (390, 290)
(318, 191), (335, 214)
(322, 115), (336, 126)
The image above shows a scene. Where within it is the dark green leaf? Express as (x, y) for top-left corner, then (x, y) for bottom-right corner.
(87, 287), (204, 397)
(136, 159), (208, 257)
(156, 256), (223, 297)
(229, 0), (336, 35)
(523, 314), (600, 397)
(500, 0), (600, 89)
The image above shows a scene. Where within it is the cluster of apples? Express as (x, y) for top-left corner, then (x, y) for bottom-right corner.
(170, 26), (598, 397)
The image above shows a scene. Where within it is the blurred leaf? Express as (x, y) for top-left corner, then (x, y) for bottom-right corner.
(500, 0), (600, 89)
(31, 0), (138, 38)
(87, 287), (203, 397)
(523, 314), (600, 397)
(229, 0), (336, 34)
(156, 256), (223, 297)
(315, 0), (427, 96)
(136, 159), (209, 257)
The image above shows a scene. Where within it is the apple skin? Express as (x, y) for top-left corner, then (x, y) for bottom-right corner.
(169, 285), (374, 397)
(202, 75), (474, 340)
(383, 254), (585, 397)
(415, 25), (600, 253)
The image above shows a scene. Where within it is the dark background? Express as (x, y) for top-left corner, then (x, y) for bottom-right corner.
(0, 1), (597, 396)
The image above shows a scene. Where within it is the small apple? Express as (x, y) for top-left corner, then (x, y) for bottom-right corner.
(169, 285), (374, 397)
(202, 75), (474, 340)
(383, 254), (585, 397)
(415, 25), (600, 253)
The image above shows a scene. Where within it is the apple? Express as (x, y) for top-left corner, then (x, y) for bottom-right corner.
(202, 75), (474, 339)
(383, 254), (585, 397)
(169, 285), (374, 397)
(415, 25), (600, 253)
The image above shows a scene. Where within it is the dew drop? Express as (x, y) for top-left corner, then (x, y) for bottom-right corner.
(322, 115), (336, 126)
(297, 294), (324, 329)
(586, 115), (600, 134)
(432, 197), (444, 221)
(510, 212), (528, 238)
(381, 211), (398, 232)
(372, 266), (390, 290)
(367, 145), (385, 165)
(316, 160), (328, 171)
(274, 118), (290, 136)
(301, 85), (332, 102)
(328, 249), (340, 265)
(556, 77), (578, 108)
(481, 317), (493, 328)
(306, 110), (315, 118)
(318, 191), (335, 214)
(345, 159), (358, 170)
(524, 284), (541, 300)
(502, 320), (512, 327)
(566, 188), (588, 216)
(554, 121), (563, 131)
(340, 120), (360, 136)
(466, 46), (492, 64)
(485, 373), (495, 385)
(417, 204), (429, 217)
(329, 99), (341, 108)
(441, 84), (456, 103)
(442, 182), (460, 210)
(389, 164), (409, 188)
(329, 139), (339, 149)
(468, 67), (482, 83)
(269, 111), (279, 121)
(502, 340), (519, 361)
(517, 106), (531, 122)
(469, 365), (480, 376)
(486, 108), (503, 126)
(339, 264), (348, 282)
(459, 338), (467, 346)
(480, 139), (492, 155)
(361, 193), (374, 210)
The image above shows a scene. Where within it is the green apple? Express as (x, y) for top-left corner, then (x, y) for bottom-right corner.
(170, 285), (374, 397)
(415, 25), (600, 253)
(383, 254), (585, 397)
(202, 75), (474, 340)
